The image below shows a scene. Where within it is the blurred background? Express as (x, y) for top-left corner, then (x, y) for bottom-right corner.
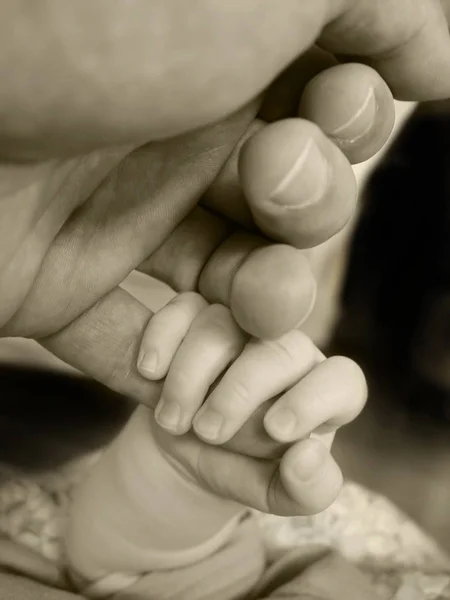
(3, 100), (450, 552)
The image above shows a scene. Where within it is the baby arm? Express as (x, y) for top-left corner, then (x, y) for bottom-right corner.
(65, 406), (264, 600)
(65, 293), (366, 598)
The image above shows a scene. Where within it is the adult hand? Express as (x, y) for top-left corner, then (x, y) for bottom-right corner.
(0, 61), (394, 404)
(2, 0), (450, 160)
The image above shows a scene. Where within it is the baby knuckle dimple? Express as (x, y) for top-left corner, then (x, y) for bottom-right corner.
(145, 312), (174, 337)
(201, 303), (244, 341)
(261, 339), (297, 368)
(262, 330), (314, 368)
(224, 379), (253, 413)
(288, 329), (320, 360)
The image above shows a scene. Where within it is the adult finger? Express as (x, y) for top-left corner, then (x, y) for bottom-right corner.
(36, 286), (292, 461)
(5, 105), (257, 339)
(260, 54), (395, 165)
(140, 209), (318, 340)
(299, 63), (395, 164)
(39, 285), (338, 463)
(321, 0), (450, 101)
(239, 118), (357, 248)
(40, 287), (162, 407)
(207, 61), (394, 241)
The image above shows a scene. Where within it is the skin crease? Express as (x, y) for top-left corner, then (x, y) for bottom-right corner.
(0, 64), (412, 462)
(0, 105), (314, 460)
(0, 61), (395, 376)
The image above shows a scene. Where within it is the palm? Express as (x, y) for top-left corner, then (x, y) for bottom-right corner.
(1, 108), (255, 339)
(2, 96), (320, 394)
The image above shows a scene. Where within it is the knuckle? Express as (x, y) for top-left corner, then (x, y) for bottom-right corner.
(219, 378), (252, 415)
(146, 311), (172, 336)
(263, 339), (297, 368)
(197, 304), (245, 344)
(262, 329), (316, 368)
(193, 303), (228, 329)
(230, 379), (252, 406)
(164, 369), (192, 400)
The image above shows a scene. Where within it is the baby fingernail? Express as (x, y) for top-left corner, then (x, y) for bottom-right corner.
(329, 86), (376, 143)
(270, 139), (329, 208)
(291, 444), (325, 482)
(265, 407), (297, 441)
(194, 410), (224, 441)
(155, 398), (181, 432)
(138, 350), (158, 376)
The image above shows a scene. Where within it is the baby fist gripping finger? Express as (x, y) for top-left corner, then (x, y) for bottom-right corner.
(264, 356), (368, 443)
(192, 330), (322, 444)
(139, 292), (366, 465)
(159, 426), (344, 517)
(218, 353), (367, 460)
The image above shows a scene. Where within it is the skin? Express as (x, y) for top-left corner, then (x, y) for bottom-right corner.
(137, 291), (367, 515)
(1, 0), (449, 159)
(1, 63), (395, 395)
(0, 0), (449, 524)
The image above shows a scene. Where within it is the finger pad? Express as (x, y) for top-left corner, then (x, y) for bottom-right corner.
(230, 245), (316, 339)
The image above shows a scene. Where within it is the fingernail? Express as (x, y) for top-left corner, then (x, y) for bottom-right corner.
(194, 410), (224, 441)
(138, 350), (158, 376)
(290, 444), (325, 482)
(295, 277), (317, 329)
(265, 407), (297, 441)
(329, 86), (376, 143)
(154, 398), (181, 432)
(269, 139), (329, 208)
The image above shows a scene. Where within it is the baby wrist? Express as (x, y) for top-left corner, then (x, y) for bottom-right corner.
(65, 406), (244, 584)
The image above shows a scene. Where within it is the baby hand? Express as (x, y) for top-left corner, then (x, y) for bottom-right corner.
(137, 292), (366, 513)
(138, 291), (365, 442)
